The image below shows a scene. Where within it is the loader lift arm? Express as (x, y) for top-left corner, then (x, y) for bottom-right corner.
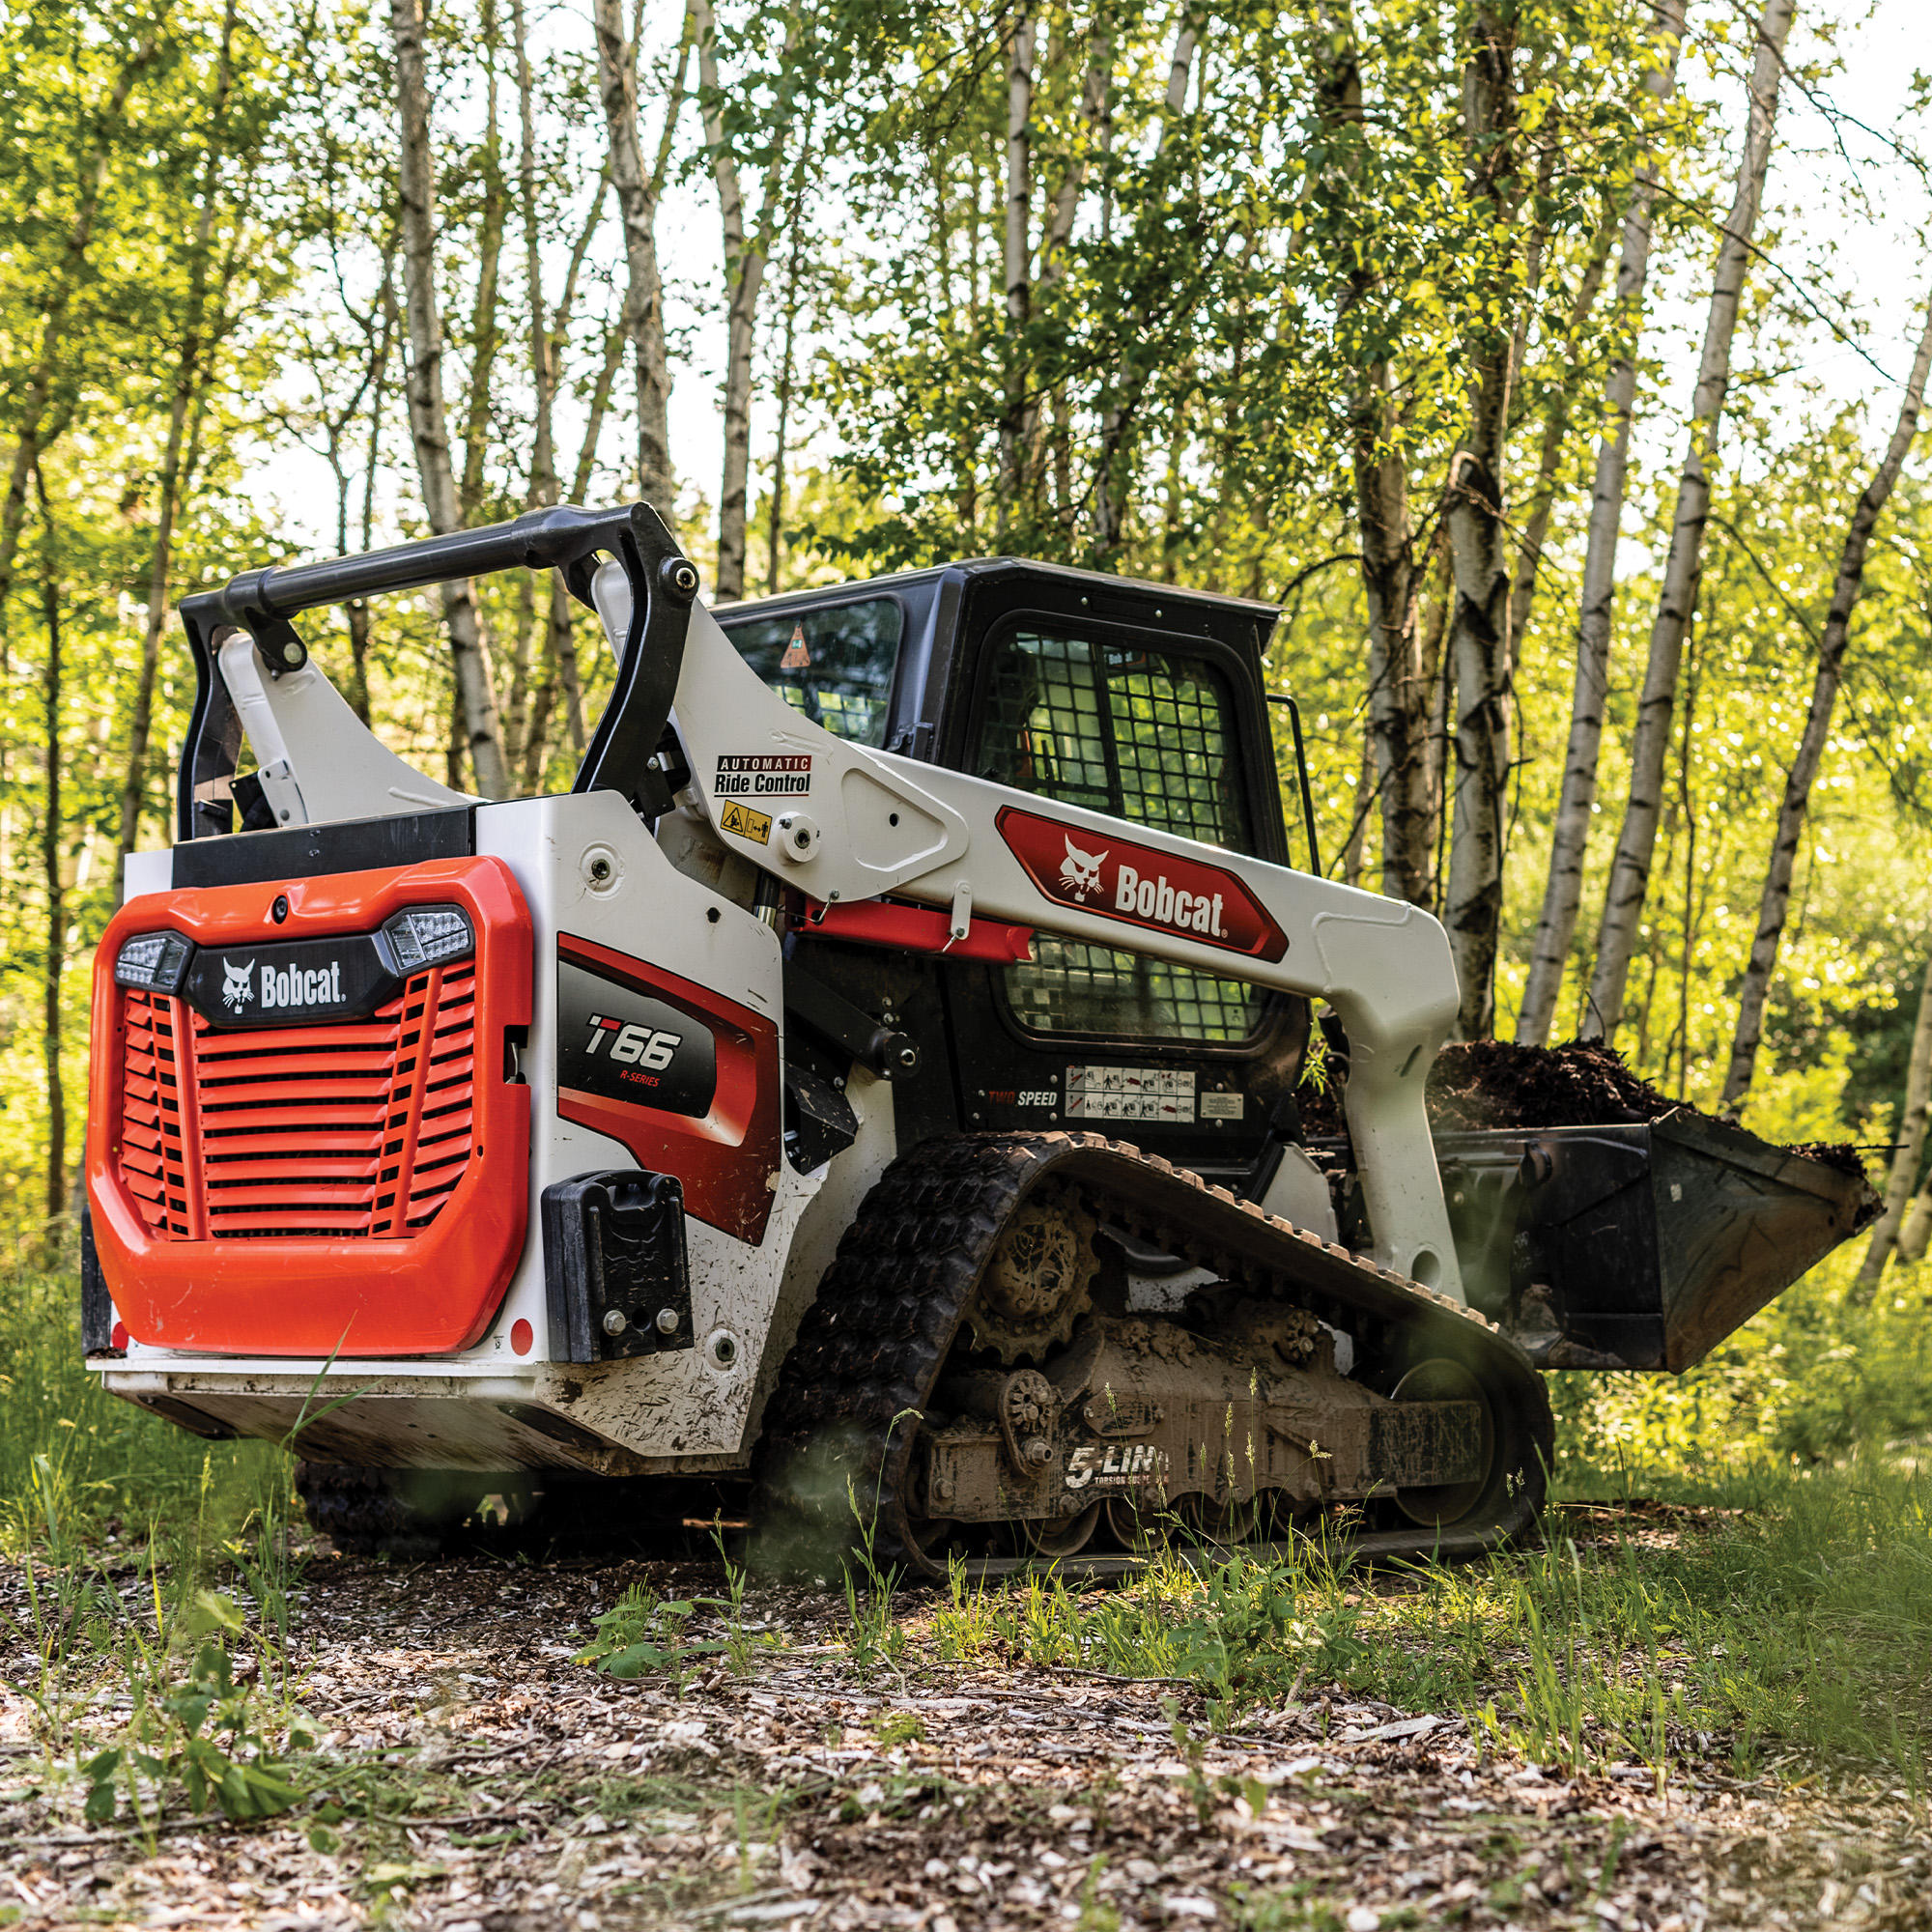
(175, 502), (1465, 1300)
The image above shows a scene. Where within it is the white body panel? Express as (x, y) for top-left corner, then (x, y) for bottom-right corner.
(99, 789), (900, 1471)
(98, 551), (1470, 1473)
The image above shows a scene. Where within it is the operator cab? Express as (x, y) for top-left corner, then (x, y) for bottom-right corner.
(715, 560), (1315, 1183)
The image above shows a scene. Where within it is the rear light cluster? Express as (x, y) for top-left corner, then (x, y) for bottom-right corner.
(115, 903), (473, 991)
(114, 930), (191, 995)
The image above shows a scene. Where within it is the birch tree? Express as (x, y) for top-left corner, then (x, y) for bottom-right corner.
(1001, 12), (1036, 519)
(1719, 292), (1932, 1109)
(1441, 2), (1519, 1037)
(1581, 0), (1796, 1041)
(1517, 0), (1687, 1045)
(696, 0), (795, 601)
(592, 0), (676, 521)
(117, 0), (242, 890)
(1857, 950), (1932, 1294)
(389, 0), (510, 798)
(1315, 1), (1431, 907)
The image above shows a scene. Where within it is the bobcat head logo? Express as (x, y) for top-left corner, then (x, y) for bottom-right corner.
(1059, 836), (1107, 902)
(221, 957), (255, 1011)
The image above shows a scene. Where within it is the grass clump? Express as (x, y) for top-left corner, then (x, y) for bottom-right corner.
(930, 1455), (1932, 1787)
(0, 1266), (277, 1556)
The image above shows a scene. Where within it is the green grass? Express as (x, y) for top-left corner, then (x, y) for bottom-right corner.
(11, 1260), (1932, 1798)
(924, 1459), (1932, 1788)
(0, 1267), (278, 1559)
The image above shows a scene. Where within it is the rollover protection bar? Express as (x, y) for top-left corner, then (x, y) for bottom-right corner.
(172, 501), (698, 843)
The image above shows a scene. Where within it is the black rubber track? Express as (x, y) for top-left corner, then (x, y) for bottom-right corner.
(750, 1131), (1552, 1582)
(295, 1462), (450, 1559)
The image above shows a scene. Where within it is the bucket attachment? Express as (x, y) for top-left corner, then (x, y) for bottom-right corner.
(1435, 1114), (1880, 1373)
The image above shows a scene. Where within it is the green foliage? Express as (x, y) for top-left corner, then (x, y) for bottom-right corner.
(930, 1454), (1932, 1784)
(80, 1624), (311, 1827)
(0, 1266), (280, 1555)
(572, 1583), (730, 1683)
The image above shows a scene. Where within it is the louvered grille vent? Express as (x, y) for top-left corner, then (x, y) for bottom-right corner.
(115, 964), (476, 1240)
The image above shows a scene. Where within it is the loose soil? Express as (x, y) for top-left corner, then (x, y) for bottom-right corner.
(1300, 1040), (1869, 1177)
(3, 1540), (1925, 1931)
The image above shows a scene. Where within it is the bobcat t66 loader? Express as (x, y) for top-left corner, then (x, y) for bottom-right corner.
(81, 503), (1876, 1574)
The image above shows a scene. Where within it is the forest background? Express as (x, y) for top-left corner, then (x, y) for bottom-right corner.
(5, 0), (1932, 1479)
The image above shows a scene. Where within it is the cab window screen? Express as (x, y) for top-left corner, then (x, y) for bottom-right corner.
(975, 627), (1267, 1045)
(724, 597), (901, 747)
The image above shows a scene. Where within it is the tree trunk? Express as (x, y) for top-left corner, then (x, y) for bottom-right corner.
(0, 25), (168, 619)
(460, 0), (507, 520)
(390, 0), (510, 798)
(1719, 293), (1932, 1110)
(1318, 4), (1430, 907)
(696, 0), (793, 601)
(1582, 0), (1796, 1042)
(592, 0), (676, 521)
(1442, 4), (1519, 1037)
(1091, 14), (1197, 558)
(37, 474), (67, 1250)
(1857, 950), (1932, 1294)
(1517, 0), (1688, 1045)
(1504, 228), (1614, 654)
(767, 120), (813, 595)
(998, 12), (1036, 523)
(349, 275), (400, 726)
(117, 0), (238, 894)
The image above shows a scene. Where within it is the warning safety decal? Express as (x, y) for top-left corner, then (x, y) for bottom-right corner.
(718, 800), (772, 844)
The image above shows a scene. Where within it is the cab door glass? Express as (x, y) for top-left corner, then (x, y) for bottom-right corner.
(724, 597), (902, 748)
(975, 627), (1268, 1045)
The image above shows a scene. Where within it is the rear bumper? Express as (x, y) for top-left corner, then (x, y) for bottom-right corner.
(90, 1360), (708, 1475)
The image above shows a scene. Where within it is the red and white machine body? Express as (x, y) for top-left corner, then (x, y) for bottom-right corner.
(86, 506), (1463, 1477)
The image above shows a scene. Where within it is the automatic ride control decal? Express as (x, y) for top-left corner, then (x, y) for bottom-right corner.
(996, 805), (1288, 962)
(716, 753), (811, 797)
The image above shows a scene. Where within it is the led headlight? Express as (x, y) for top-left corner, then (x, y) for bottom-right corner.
(114, 929), (192, 994)
(381, 903), (474, 971)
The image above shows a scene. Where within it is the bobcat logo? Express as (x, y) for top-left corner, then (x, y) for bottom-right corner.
(1059, 836), (1108, 902)
(221, 957), (255, 1011)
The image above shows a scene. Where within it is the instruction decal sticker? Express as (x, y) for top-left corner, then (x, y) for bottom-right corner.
(716, 753), (811, 797)
(996, 805), (1288, 962)
(718, 800), (772, 844)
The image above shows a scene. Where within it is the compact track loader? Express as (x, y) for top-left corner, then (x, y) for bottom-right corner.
(83, 503), (1876, 1577)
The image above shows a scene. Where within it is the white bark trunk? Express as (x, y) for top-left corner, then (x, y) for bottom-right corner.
(1582, 0), (1795, 1041)
(696, 0), (791, 602)
(1859, 950), (1932, 1291)
(999, 13), (1036, 516)
(1091, 14), (1197, 554)
(1517, 0), (1687, 1046)
(592, 0), (675, 521)
(390, 0), (509, 799)
(1442, 5), (1517, 1037)
(1720, 292), (1932, 1109)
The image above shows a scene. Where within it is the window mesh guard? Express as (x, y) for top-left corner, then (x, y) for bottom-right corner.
(979, 631), (1266, 1045)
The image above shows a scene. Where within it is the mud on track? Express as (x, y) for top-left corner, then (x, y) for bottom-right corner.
(1, 1548), (1926, 1932)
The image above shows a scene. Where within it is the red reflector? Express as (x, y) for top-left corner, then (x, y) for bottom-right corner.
(511, 1318), (533, 1356)
(110, 1321), (128, 1351)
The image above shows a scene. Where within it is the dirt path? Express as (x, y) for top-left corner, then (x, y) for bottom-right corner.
(2, 1555), (1926, 1931)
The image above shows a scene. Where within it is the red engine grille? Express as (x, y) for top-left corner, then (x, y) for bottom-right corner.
(117, 963), (476, 1240)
